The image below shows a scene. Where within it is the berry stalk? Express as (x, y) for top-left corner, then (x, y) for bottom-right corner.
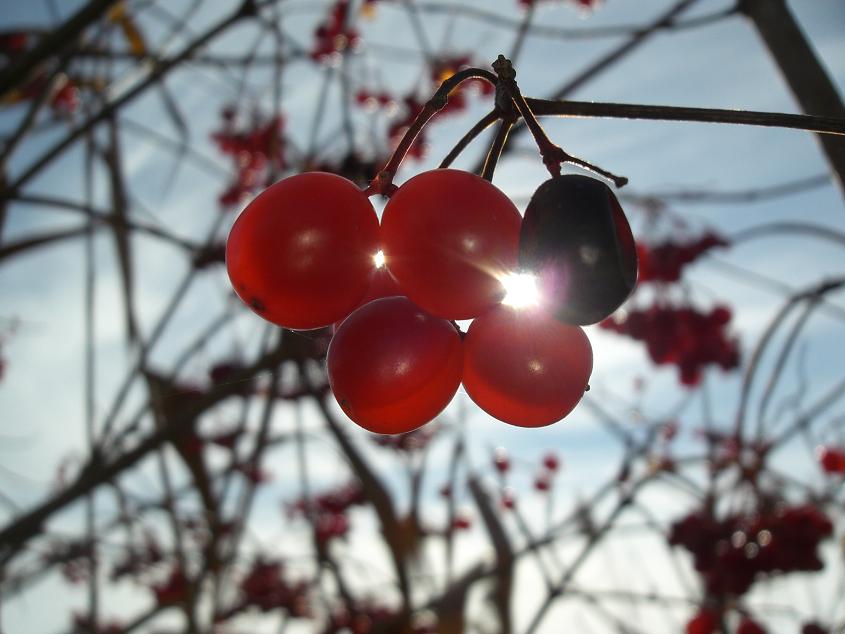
(364, 67), (498, 197)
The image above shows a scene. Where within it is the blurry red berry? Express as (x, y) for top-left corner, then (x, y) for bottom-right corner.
(381, 169), (522, 319)
(493, 448), (511, 474)
(452, 515), (471, 531)
(686, 609), (718, 634)
(817, 446), (845, 474)
(534, 474), (551, 492)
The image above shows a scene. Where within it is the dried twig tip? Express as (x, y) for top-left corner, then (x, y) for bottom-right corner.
(492, 55), (515, 81)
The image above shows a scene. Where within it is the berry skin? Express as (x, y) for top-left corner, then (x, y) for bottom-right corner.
(327, 296), (463, 434)
(226, 172), (380, 330)
(462, 304), (592, 427)
(519, 175), (637, 325)
(381, 169), (522, 319)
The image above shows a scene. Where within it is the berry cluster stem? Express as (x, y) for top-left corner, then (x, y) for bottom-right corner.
(367, 55), (629, 193)
(492, 55), (628, 188)
(481, 117), (516, 182)
(480, 80), (519, 181)
(364, 67), (497, 197)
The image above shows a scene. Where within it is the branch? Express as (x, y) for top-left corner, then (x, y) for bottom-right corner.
(2, 2), (251, 199)
(0, 0), (121, 96)
(0, 336), (293, 562)
(525, 97), (845, 136)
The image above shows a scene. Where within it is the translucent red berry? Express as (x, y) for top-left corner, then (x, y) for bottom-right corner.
(462, 304), (592, 427)
(226, 172), (380, 330)
(327, 296), (463, 434)
(381, 169), (522, 319)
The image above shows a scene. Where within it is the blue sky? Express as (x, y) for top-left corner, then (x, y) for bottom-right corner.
(1, 0), (845, 632)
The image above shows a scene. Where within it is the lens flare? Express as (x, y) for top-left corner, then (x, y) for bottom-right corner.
(373, 250), (385, 268)
(500, 272), (539, 308)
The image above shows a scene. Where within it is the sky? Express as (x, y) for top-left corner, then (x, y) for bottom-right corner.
(1, 0), (845, 632)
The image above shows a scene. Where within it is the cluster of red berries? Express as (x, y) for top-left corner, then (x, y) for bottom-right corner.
(669, 503), (833, 598)
(637, 232), (728, 283)
(600, 304), (739, 386)
(226, 169), (635, 433)
(211, 108), (285, 207)
(288, 481), (366, 545)
(215, 559), (310, 621)
(311, 0), (360, 62)
(492, 448), (561, 501)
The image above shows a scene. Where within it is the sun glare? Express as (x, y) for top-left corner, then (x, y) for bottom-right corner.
(373, 250), (385, 268)
(500, 272), (540, 308)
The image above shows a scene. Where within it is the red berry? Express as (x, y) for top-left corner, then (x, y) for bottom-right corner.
(500, 488), (516, 510)
(462, 305), (592, 427)
(534, 474), (551, 492)
(686, 609), (718, 634)
(493, 448), (510, 474)
(452, 515), (471, 530)
(327, 297), (463, 434)
(381, 169), (522, 319)
(542, 452), (560, 472)
(817, 445), (845, 474)
(226, 172), (380, 330)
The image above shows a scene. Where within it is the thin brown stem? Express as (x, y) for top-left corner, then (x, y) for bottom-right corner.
(525, 97), (845, 136)
(439, 109), (499, 169)
(364, 67), (497, 196)
(481, 115), (515, 181)
(493, 55), (628, 187)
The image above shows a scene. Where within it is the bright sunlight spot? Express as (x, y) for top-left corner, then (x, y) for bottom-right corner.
(373, 250), (385, 268)
(500, 272), (540, 308)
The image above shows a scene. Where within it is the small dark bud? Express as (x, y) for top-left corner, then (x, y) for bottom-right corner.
(519, 175), (637, 325)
